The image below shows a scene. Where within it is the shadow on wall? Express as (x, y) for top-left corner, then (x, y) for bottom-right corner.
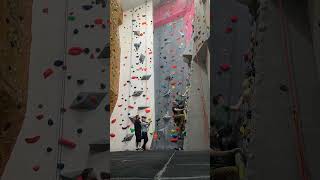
(194, 41), (209, 75)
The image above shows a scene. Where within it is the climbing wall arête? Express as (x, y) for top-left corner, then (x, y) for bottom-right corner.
(110, 0), (155, 152)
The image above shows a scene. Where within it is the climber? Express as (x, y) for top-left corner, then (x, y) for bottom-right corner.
(133, 115), (142, 151)
(141, 116), (150, 150)
(212, 94), (243, 133)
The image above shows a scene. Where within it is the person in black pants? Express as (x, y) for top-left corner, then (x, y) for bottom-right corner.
(141, 116), (150, 150)
(133, 115), (142, 150)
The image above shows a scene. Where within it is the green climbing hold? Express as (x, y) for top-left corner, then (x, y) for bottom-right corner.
(130, 128), (135, 133)
(68, 16), (76, 21)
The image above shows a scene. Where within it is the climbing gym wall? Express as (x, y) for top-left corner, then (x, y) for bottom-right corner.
(2, 0), (109, 179)
(110, 1), (155, 152)
(110, 0), (123, 113)
(152, 0), (194, 150)
(0, 0), (32, 176)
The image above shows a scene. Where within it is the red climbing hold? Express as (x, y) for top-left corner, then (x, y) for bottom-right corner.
(128, 105), (134, 109)
(68, 47), (83, 56)
(58, 138), (76, 149)
(220, 63), (231, 72)
(76, 176), (83, 180)
(110, 133), (115, 137)
(176, 127), (180, 132)
(131, 76), (138, 79)
(145, 109), (151, 113)
(118, 104), (122, 107)
(170, 138), (178, 143)
(36, 114), (44, 120)
(32, 165), (40, 172)
(94, 18), (103, 25)
(43, 68), (53, 79)
(90, 53), (95, 59)
(231, 16), (238, 23)
(90, 96), (98, 104)
(42, 8), (48, 14)
(171, 65), (177, 69)
(153, 132), (158, 140)
(25, 136), (40, 144)
(111, 119), (116, 124)
(225, 27), (233, 33)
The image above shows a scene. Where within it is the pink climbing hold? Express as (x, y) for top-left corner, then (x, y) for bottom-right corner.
(94, 18), (103, 25)
(131, 76), (138, 79)
(220, 63), (231, 72)
(36, 114), (44, 120)
(32, 165), (40, 172)
(128, 105), (134, 109)
(58, 138), (76, 149)
(231, 15), (238, 23)
(43, 68), (53, 79)
(25, 136), (40, 144)
(68, 47), (83, 56)
(225, 27), (233, 33)
(145, 109), (151, 113)
(111, 119), (116, 124)
(110, 133), (115, 137)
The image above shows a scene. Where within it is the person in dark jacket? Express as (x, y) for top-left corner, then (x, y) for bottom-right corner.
(133, 115), (142, 150)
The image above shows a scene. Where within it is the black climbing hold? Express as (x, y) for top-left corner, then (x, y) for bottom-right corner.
(57, 163), (64, 170)
(46, 147), (53, 152)
(48, 119), (54, 126)
(100, 172), (110, 180)
(54, 60), (64, 67)
(100, 83), (106, 89)
(73, 29), (79, 34)
(102, 24), (106, 29)
(77, 79), (85, 85)
(90, 24), (95, 28)
(96, 48), (101, 53)
(67, 75), (72, 79)
(105, 104), (110, 112)
(84, 24), (90, 28)
(77, 128), (83, 134)
(280, 84), (288, 92)
(83, 48), (90, 54)
(97, 45), (110, 59)
(82, 5), (93, 10)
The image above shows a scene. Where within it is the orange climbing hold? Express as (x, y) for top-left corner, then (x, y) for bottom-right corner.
(68, 47), (83, 55)
(111, 119), (116, 124)
(25, 136), (41, 144)
(58, 138), (76, 149)
(94, 18), (103, 25)
(110, 133), (115, 137)
(43, 68), (53, 79)
(231, 16), (238, 23)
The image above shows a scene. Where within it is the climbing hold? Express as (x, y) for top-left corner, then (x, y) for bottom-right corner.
(32, 165), (40, 172)
(153, 132), (158, 140)
(70, 92), (107, 111)
(58, 138), (76, 149)
(68, 47), (83, 55)
(57, 163), (65, 170)
(111, 119), (116, 124)
(130, 128), (135, 133)
(128, 105), (134, 109)
(25, 136), (40, 144)
(171, 65), (177, 69)
(110, 133), (115, 137)
(42, 8), (48, 14)
(43, 68), (54, 79)
(170, 138), (178, 143)
(94, 18), (103, 25)
(77, 79), (85, 85)
(220, 63), (231, 72)
(82, 5), (93, 10)
(225, 27), (232, 33)
(100, 83), (106, 89)
(138, 106), (149, 110)
(122, 134), (134, 142)
(90, 53), (95, 59)
(36, 114), (44, 120)
(122, 125), (130, 130)
(68, 16), (76, 21)
(105, 104), (110, 112)
(145, 109), (151, 113)
(54, 60), (64, 67)
(131, 76), (138, 79)
(48, 119), (54, 126)
(46, 147), (53, 152)
(280, 84), (288, 92)
(73, 29), (79, 34)
(100, 172), (110, 180)
(132, 91), (143, 97)
(77, 128), (83, 134)
(97, 44), (110, 59)
(231, 16), (238, 23)
(134, 42), (141, 51)
(139, 54), (146, 64)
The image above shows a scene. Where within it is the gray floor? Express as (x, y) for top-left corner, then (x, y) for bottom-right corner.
(111, 151), (209, 179)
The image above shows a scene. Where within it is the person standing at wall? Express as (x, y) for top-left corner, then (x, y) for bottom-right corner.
(141, 116), (150, 151)
(133, 115), (142, 151)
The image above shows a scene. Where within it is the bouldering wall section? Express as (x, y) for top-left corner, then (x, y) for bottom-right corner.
(0, 0), (32, 176)
(152, 0), (194, 150)
(110, 0), (155, 152)
(110, 0), (123, 113)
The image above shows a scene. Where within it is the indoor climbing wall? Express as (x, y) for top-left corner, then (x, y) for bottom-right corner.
(152, 0), (194, 150)
(2, 0), (109, 179)
(110, 1), (155, 152)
